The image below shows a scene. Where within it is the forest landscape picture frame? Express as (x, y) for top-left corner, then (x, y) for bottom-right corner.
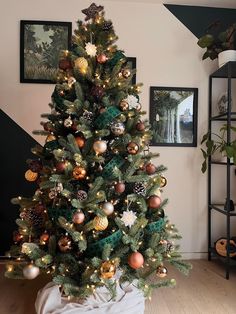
(149, 86), (198, 147)
(20, 20), (72, 83)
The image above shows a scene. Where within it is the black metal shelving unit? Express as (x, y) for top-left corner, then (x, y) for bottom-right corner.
(208, 62), (236, 279)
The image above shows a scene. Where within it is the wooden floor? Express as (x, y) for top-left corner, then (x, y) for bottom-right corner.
(1, 260), (236, 314)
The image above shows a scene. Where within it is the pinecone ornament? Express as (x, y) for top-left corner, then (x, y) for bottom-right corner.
(77, 190), (88, 201)
(25, 207), (45, 227)
(133, 182), (146, 196)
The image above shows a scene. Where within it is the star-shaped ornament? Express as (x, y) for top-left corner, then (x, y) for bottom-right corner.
(82, 3), (104, 21)
(121, 210), (137, 228)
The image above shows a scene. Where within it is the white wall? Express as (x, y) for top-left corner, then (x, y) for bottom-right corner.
(0, 0), (226, 258)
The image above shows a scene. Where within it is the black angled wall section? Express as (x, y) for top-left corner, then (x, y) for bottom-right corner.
(164, 5), (236, 39)
(0, 110), (39, 254)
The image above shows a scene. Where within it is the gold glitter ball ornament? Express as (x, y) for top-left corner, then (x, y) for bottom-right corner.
(74, 57), (88, 72)
(25, 169), (38, 182)
(73, 166), (86, 180)
(93, 216), (108, 231)
(100, 261), (116, 279)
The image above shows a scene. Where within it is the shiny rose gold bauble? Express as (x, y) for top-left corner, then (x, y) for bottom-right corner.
(145, 163), (156, 175)
(156, 265), (168, 278)
(59, 59), (72, 70)
(147, 195), (162, 209)
(97, 54), (107, 63)
(119, 100), (129, 111)
(122, 69), (131, 78)
(56, 161), (66, 173)
(136, 121), (145, 131)
(58, 236), (72, 252)
(102, 202), (114, 215)
(128, 252), (144, 269)
(73, 211), (85, 224)
(127, 142), (139, 155)
(93, 140), (107, 154)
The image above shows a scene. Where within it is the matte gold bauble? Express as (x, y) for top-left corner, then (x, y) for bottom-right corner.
(58, 236), (72, 252)
(160, 176), (167, 188)
(128, 252), (144, 269)
(127, 142), (139, 155)
(156, 265), (168, 278)
(25, 169), (38, 182)
(122, 69), (131, 78)
(147, 195), (161, 209)
(145, 163), (156, 175)
(45, 134), (56, 142)
(119, 100), (129, 111)
(74, 57), (88, 72)
(93, 216), (108, 231)
(115, 182), (125, 194)
(75, 136), (85, 148)
(72, 211), (85, 224)
(100, 261), (116, 279)
(23, 264), (40, 280)
(93, 140), (107, 154)
(73, 166), (86, 180)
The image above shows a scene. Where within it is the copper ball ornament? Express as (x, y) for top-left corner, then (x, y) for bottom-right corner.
(102, 202), (114, 215)
(56, 161), (66, 173)
(75, 136), (85, 148)
(147, 195), (162, 209)
(97, 54), (107, 64)
(156, 265), (168, 278)
(13, 231), (23, 243)
(58, 236), (72, 252)
(127, 142), (139, 155)
(115, 182), (125, 194)
(93, 140), (107, 154)
(122, 69), (131, 78)
(23, 264), (40, 280)
(160, 176), (167, 188)
(72, 211), (85, 224)
(93, 216), (108, 231)
(100, 261), (116, 279)
(73, 166), (86, 180)
(136, 121), (145, 131)
(40, 232), (50, 245)
(25, 169), (38, 182)
(145, 163), (156, 175)
(119, 100), (129, 111)
(45, 134), (56, 142)
(59, 59), (72, 71)
(128, 252), (144, 269)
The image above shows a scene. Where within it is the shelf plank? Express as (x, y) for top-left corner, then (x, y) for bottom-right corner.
(210, 204), (236, 216)
(210, 61), (236, 78)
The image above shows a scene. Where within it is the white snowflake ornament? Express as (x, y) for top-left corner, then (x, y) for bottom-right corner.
(124, 95), (141, 110)
(121, 210), (137, 228)
(85, 42), (97, 57)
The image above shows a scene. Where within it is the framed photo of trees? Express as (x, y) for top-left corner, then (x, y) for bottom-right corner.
(149, 87), (198, 147)
(20, 20), (72, 83)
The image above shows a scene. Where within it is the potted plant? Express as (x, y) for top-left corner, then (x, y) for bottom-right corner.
(201, 124), (236, 173)
(197, 21), (236, 67)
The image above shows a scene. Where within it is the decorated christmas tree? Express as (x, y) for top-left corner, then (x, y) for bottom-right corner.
(6, 3), (190, 301)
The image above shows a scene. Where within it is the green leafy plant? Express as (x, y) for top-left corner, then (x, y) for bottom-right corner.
(201, 125), (236, 173)
(198, 22), (236, 60)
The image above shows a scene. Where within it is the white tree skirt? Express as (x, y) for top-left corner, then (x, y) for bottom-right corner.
(35, 281), (145, 314)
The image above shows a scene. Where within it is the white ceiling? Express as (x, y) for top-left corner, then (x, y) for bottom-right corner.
(103, 0), (236, 8)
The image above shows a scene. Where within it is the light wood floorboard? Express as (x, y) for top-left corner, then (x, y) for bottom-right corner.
(0, 260), (236, 314)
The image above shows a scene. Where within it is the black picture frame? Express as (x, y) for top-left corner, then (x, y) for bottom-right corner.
(149, 86), (198, 147)
(20, 20), (72, 84)
(126, 57), (136, 85)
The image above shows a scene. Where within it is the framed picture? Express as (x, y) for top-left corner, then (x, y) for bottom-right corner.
(20, 20), (72, 83)
(126, 57), (136, 85)
(149, 86), (198, 147)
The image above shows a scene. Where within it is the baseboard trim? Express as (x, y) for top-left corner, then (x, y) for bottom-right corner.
(181, 252), (208, 259)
